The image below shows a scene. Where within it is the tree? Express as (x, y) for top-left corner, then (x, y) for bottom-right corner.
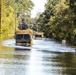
(37, 0), (76, 45)
(1, 0), (34, 40)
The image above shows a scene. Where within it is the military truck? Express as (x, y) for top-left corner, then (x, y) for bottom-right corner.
(15, 28), (33, 46)
(34, 32), (44, 39)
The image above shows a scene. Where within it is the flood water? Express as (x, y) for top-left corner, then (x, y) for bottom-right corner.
(0, 38), (76, 75)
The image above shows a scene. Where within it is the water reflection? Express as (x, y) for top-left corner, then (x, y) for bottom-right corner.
(12, 48), (31, 75)
(0, 47), (31, 75)
(0, 39), (76, 75)
(28, 50), (43, 75)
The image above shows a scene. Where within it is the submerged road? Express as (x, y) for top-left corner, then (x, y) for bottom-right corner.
(0, 38), (76, 75)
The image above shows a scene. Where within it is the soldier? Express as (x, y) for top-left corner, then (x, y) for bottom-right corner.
(18, 18), (28, 30)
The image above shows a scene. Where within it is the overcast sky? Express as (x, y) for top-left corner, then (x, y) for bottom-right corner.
(31, 0), (47, 18)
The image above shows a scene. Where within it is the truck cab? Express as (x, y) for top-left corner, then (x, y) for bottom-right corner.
(15, 28), (33, 46)
(34, 32), (44, 40)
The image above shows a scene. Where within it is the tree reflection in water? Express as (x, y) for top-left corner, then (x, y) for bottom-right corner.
(0, 39), (76, 75)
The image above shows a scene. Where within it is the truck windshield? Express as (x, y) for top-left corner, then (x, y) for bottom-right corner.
(24, 34), (30, 40)
(35, 35), (42, 38)
(16, 34), (23, 40)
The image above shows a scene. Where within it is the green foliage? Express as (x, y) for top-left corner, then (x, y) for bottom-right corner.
(37, 0), (76, 45)
(1, 0), (34, 40)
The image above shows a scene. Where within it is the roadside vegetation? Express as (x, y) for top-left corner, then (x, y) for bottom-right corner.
(1, 0), (34, 40)
(37, 0), (76, 45)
